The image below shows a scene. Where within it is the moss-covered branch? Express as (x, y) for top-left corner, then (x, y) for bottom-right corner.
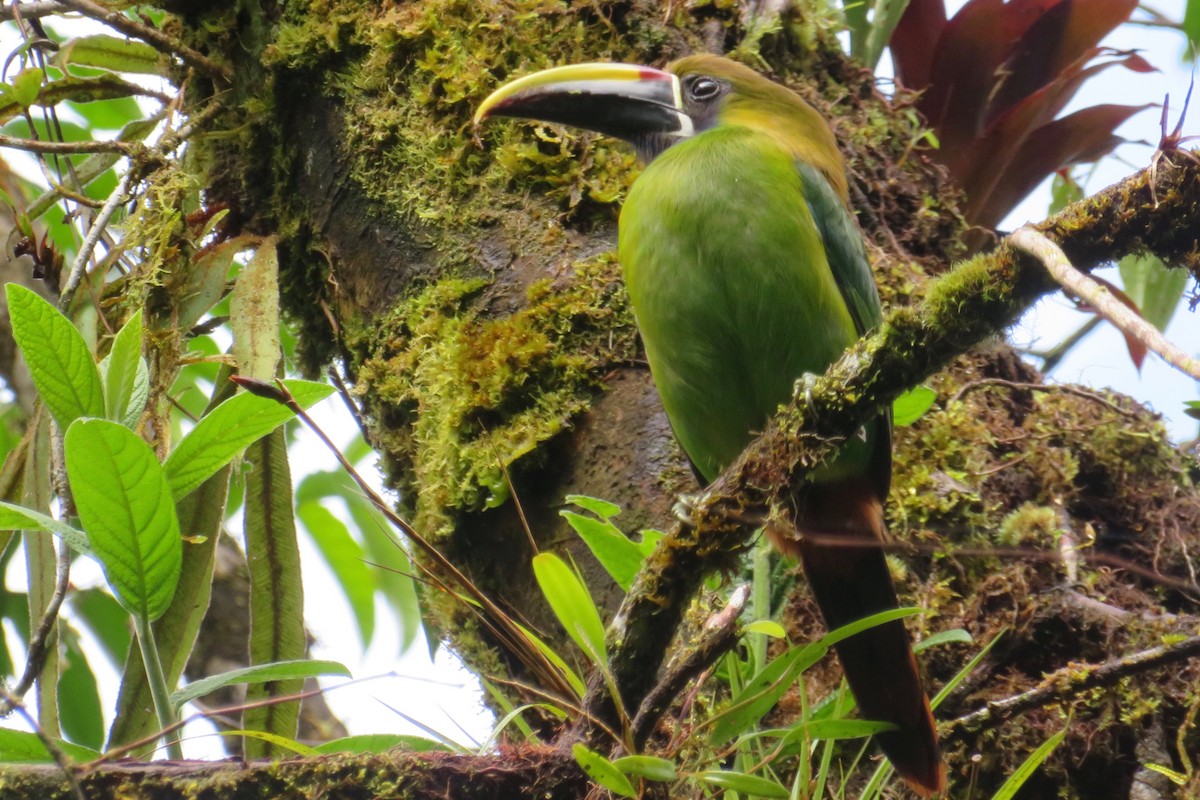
(1, 748), (586, 800)
(578, 151), (1200, 741)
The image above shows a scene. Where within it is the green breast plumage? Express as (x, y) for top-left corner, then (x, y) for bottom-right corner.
(618, 125), (875, 483)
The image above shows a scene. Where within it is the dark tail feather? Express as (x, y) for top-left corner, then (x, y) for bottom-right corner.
(769, 479), (946, 796)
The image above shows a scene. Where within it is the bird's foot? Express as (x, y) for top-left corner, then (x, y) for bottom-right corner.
(793, 371), (820, 408)
(673, 491), (706, 526)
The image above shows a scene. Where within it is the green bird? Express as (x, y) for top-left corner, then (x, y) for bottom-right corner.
(476, 54), (945, 795)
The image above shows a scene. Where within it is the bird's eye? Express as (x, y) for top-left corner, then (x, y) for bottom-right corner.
(688, 76), (722, 102)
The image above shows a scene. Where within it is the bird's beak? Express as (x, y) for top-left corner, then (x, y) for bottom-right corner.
(474, 62), (693, 142)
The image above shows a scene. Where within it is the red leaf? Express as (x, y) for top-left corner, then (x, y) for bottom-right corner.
(890, 0), (949, 89)
(1076, 274), (1148, 371)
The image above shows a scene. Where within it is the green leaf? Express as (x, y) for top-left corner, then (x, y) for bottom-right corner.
(217, 730), (318, 757)
(697, 770), (790, 798)
(892, 385), (936, 426)
(913, 627), (972, 653)
(170, 659), (350, 709)
(1184, 400), (1200, 421)
(710, 607), (924, 744)
(745, 620), (787, 638)
(313, 734), (452, 754)
(0, 727), (100, 763)
(163, 378), (334, 500)
(532, 552), (607, 667)
(611, 755), (677, 782)
(514, 621), (586, 699)
(989, 725), (1068, 800)
(241, 429), (305, 758)
(560, 510), (645, 591)
(65, 419), (181, 622)
(172, 234), (248, 331)
(572, 744), (636, 798)
(1142, 762), (1188, 786)
(6, 284), (105, 428)
(564, 494), (621, 519)
(11, 68), (41, 108)
(0, 501), (91, 556)
(55, 34), (163, 74)
(101, 309), (146, 426)
(1186, 0), (1200, 53)
(805, 718), (894, 740)
(229, 238), (281, 380)
(298, 501), (375, 647)
(1118, 253), (1188, 333)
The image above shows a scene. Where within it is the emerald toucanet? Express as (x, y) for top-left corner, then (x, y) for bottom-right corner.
(476, 54), (945, 795)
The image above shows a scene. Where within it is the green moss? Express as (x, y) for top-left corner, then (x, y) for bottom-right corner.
(997, 503), (1062, 547)
(354, 253), (636, 539)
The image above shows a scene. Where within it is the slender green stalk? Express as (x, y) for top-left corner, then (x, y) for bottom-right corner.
(750, 540), (772, 673)
(133, 614), (182, 759)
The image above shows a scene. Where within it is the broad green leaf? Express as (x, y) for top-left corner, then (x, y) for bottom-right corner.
(101, 309), (145, 426)
(0, 501), (91, 555)
(572, 744), (636, 798)
(298, 501), (375, 647)
(697, 770), (790, 798)
(242, 429), (305, 758)
(108, 373), (236, 753)
(1119, 253), (1188, 333)
(1185, 400), (1200, 421)
(163, 378), (334, 500)
(55, 34), (163, 74)
(65, 419), (181, 622)
(611, 755), (677, 781)
(0, 74), (156, 124)
(990, 726), (1068, 800)
(892, 385), (937, 426)
(229, 238), (281, 380)
(564, 494), (621, 518)
(0, 727), (100, 763)
(560, 510), (644, 591)
(6, 284), (104, 428)
(170, 659), (350, 709)
(65, 95), (142, 130)
(532, 552), (607, 667)
(314, 734), (451, 754)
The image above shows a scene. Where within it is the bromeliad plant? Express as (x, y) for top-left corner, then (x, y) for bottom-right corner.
(890, 0), (1153, 230)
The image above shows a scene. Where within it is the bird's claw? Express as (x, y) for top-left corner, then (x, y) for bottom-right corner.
(673, 492), (704, 525)
(793, 372), (820, 408)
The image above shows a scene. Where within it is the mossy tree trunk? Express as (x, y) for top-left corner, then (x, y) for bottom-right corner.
(7, 1), (1200, 798)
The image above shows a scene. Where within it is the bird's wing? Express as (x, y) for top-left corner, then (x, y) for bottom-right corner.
(796, 158), (892, 498)
(795, 160), (882, 337)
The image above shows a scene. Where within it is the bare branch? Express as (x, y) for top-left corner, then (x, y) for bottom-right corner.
(1011, 226), (1200, 380)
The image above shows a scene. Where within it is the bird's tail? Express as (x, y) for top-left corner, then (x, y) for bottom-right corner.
(768, 477), (946, 796)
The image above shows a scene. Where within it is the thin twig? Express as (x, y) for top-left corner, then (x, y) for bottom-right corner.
(52, 0), (231, 82)
(1011, 226), (1200, 380)
(58, 165), (135, 310)
(946, 634), (1200, 739)
(0, 132), (135, 155)
(0, 684), (85, 800)
(6, 1), (68, 21)
(949, 377), (1142, 419)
